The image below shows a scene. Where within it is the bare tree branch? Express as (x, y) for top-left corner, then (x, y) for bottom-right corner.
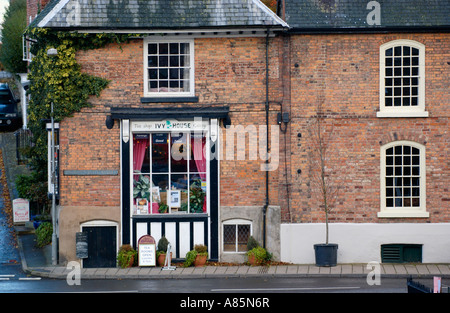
(307, 104), (341, 244)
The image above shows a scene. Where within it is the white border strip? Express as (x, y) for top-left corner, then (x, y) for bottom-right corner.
(251, 0), (289, 28)
(37, 0), (71, 28)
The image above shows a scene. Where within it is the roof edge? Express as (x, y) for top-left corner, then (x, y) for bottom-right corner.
(287, 25), (450, 34)
(37, 0), (70, 28)
(32, 0), (290, 30)
(252, 0), (290, 28)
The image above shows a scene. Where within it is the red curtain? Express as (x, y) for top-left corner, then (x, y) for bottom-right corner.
(192, 136), (207, 212)
(133, 136), (148, 178)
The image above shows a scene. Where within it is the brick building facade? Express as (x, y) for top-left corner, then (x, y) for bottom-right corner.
(26, 0), (449, 266)
(280, 0), (450, 264)
(28, 0), (288, 266)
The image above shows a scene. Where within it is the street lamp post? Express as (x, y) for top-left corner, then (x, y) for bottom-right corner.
(47, 48), (58, 266)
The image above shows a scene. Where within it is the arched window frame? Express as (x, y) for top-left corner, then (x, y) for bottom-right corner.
(222, 219), (252, 253)
(377, 40), (428, 118)
(378, 141), (428, 218)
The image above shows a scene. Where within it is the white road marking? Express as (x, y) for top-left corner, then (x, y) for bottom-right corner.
(211, 286), (361, 292)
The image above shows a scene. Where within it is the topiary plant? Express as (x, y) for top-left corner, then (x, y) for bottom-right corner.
(35, 221), (52, 247)
(156, 236), (169, 258)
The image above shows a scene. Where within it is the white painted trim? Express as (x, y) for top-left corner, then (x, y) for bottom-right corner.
(129, 121), (211, 216)
(378, 39), (426, 117)
(376, 111), (429, 118)
(80, 220), (119, 268)
(143, 37), (195, 98)
(37, 0), (71, 27)
(81, 220), (119, 228)
(251, 0), (290, 28)
(377, 211), (429, 218)
(379, 140), (427, 218)
(222, 219), (253, 254)
(65, 28), (282, 37)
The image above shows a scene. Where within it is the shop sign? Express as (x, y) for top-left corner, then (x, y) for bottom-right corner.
(13, 198), (29, 223)
(138, 235), (156, 267)
(132, 120), (209, 132)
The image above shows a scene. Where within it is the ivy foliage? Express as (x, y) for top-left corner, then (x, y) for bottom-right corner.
(24, 28), (135, 169)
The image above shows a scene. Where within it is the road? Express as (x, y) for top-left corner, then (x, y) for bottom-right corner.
(0, 276), (409, 293)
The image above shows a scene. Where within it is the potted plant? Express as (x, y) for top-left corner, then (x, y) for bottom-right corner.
(133, 175), (151, 200)
(156, 236), (171, 266)
(246, 237), (272, 266)
(189, 180), (205, 213)
(32, 214), (51, 229)
(117, 244), (137, 268)
(183, 244), (208, 267)
(158, 202), (168, 214)
(309, 105), (341, 267)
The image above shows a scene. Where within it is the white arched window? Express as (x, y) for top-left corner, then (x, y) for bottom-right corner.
(222, 219), (252, 253)
(377, 40), (428, 118)
(379, 141), (428, 218)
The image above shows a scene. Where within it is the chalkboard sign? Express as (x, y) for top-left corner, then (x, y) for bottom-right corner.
(138, 235), (156, 267)
(76, 232), (88, 259)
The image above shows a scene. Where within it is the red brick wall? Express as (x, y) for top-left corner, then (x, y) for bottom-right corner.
(59, 36), (283, 208)
(287, 33), (450, 224)
(58, 31), (449, 225)
(27, 0), (50, 25)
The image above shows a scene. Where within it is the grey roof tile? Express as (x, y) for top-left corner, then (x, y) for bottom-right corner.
(32, 0), (288, 29)
(284, 0), (450, 29)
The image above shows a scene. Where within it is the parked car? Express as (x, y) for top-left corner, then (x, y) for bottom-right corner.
(0, 83), (22, 131)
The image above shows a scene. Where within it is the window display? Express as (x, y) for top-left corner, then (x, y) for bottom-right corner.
(132, 132), (207, 215)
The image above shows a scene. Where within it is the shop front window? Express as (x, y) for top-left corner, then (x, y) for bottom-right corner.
(132, 132), (207, 215)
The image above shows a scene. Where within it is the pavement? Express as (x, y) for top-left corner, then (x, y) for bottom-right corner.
(14, 225), (450, 281)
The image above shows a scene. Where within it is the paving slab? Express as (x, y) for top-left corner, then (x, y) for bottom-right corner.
(308, 265), (320, 275)
(330, 265), (341, 275)
(393, 265), (407, 275)
(286, 265), (298, 275)
(437, 265), (450, 275)
(225, 266), (239, 275)
(416, 265), (430, 275)
(246, 266), (261, 275)
(425, 264), (439, 275)
(341, 264), (353, 275)
(297, 265), (309, 275)
(405, 265), (419, 275)
(382, 264), (396, 275)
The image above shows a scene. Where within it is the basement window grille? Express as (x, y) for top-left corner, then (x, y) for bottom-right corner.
(381, 244), (422, 263)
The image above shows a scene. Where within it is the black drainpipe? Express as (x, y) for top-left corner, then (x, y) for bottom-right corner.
(263, 28), (270, 249)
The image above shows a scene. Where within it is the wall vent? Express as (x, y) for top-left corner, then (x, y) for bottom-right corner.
(381, 244), (422, 263)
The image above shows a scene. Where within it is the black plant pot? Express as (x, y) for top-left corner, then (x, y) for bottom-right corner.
(314, 243), (338, 267)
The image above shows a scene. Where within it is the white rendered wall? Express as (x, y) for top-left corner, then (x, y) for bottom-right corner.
(280, 223), (450, 264)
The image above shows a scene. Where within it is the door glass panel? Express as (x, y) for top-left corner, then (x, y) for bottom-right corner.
(171, 133), (188, 172)
(170, 173), (188, 213)
(133, 130), (208, 215)
(152, 133), (168, 173)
